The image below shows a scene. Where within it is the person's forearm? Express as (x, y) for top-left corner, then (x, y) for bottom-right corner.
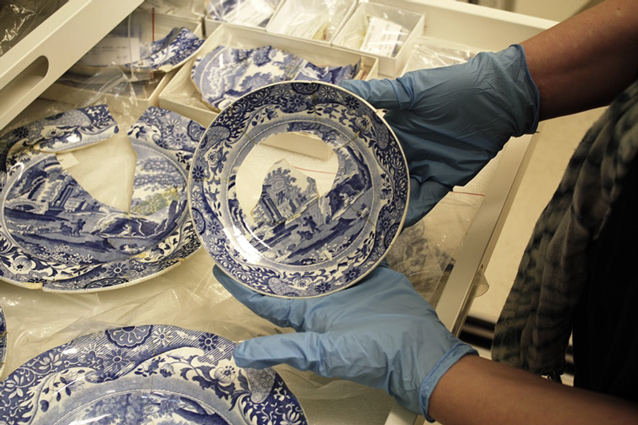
(521, 0), (638, 120)
(429, 355), (638, 425)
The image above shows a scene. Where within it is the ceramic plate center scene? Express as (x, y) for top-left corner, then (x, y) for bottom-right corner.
(0, 325), (307, 425)
(189, 81), (409, 297)
(0, 106), (202, 292)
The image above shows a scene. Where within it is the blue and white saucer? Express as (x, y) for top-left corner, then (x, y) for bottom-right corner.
(191, 45), (361, 111)
(0, 325), (307, 424)
(189, 81), (409, 297)
(0, 306), (6, 377)
(0, 106), (202, 292)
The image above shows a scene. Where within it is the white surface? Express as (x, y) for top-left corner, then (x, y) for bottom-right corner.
(0, 0), (142, 129)
(513, 0), (592, 21)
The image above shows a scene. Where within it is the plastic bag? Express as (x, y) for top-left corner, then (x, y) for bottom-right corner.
(0, 0), (67, 56)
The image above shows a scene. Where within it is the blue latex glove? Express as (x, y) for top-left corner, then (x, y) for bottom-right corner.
(340, 44), (539, 227)
(214, 265), (477, 421)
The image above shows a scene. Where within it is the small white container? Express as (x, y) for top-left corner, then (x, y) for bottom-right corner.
(332, 2), (425, 76)
(159, 24), (379, 127)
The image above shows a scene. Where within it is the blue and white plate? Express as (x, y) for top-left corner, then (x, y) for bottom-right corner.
(73, 27), (204, 75)
(0, 106), (202, 292)
(0, 325), (307, 425)
(127, 27), (205, 72)
(191, 45), (361, 111)
(189, 81), (409, 297)
(206, 0), (281, 28)
(0, 306), (5, 377)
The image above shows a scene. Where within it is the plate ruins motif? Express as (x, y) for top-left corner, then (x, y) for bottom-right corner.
(0, 325), (307, 425)
(0, 105), (202, 292)
(189, 81), (409, 297)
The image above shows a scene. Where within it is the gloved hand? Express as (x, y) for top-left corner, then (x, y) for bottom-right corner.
(340, 44), (539, 227)
(214, 265), (477, 421)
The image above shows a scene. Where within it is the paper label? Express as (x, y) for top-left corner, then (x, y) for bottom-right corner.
(361, 16), (405, 57)
(225, 0), (275, 27)
(81, 36), (141, 66)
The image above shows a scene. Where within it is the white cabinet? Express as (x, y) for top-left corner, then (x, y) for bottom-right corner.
(0, 0), (143, 129)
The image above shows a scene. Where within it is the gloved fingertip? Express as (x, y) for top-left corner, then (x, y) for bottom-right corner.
(213, 266), (258, 302)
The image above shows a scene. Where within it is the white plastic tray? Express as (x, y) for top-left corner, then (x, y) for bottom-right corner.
(0, 0), (142, 129)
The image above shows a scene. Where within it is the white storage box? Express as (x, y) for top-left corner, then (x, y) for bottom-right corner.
(40, 12), (204, 116)
(332, 2), (425, 76)
(266, 0), (357, 44)
(159, 24), (379, 127)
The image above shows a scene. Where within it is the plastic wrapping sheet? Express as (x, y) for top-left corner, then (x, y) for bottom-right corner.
(267, 0), (356, 42)
(205, 0), (282, 28)
(69, 9), (203, 76)
(333, 3), (421, 58)
(0, 0), (68, 56)
(37, 9), (205, 122)
(139, 0), (206, 19)
(403, 36), (478, 72)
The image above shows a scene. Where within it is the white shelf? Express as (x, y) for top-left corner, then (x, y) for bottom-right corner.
(0, 0), (142, 130)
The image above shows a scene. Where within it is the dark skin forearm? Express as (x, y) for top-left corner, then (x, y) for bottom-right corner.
(429, 355), (638, 425)
(521, 0), (638, 120)
(429, 5), (638, 423)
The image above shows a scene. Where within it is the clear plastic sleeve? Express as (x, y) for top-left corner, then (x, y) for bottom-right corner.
(205, 0), (281, 28)
(138, 0), (206, 19)
(267, 0), (356, 42)
(0, 0), (68, 56)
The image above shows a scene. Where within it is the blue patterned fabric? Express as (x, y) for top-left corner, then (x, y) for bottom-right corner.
(492, 78), (638, 377)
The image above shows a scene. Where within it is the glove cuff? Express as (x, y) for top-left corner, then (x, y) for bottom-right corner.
(504, 44), (541, 136)
(418, 342), (478, 422)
